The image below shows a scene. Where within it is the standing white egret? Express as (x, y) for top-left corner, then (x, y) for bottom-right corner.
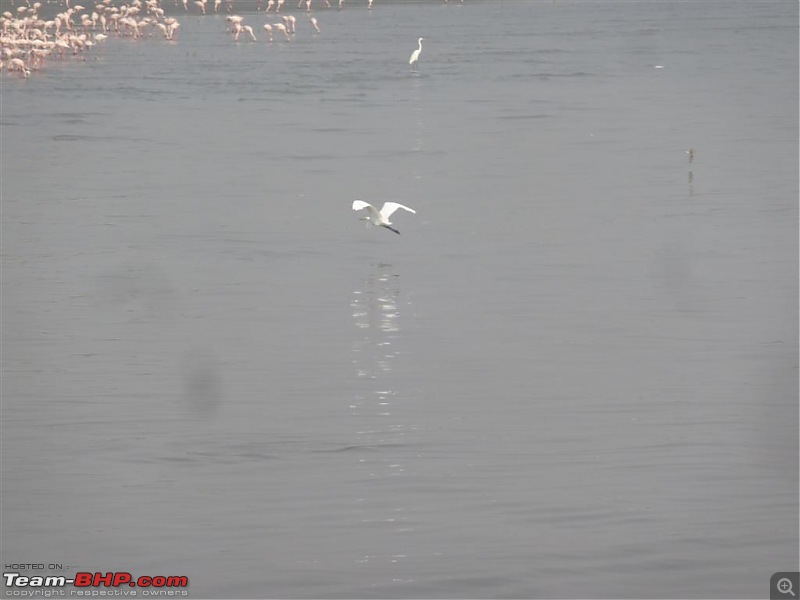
(352, 200), (416, 235)
(409, 36), (423, 67)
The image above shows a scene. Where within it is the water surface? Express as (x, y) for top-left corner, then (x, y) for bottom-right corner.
(2, 1), (798, 598)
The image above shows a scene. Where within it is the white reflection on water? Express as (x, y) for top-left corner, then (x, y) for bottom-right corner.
(350, 261), (402, 382)
(348, 262), (418, 563)
(349, 261), (416, 467)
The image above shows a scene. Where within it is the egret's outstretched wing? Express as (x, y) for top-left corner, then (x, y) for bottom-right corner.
(352, 200), (381, 219)
(352, 200), (372, 211)
(380, 202), (416, 220)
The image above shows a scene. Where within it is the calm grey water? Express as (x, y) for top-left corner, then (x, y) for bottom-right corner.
(2, 1), (798, 598)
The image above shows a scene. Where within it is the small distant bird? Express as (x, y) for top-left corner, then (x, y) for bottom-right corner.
(272, 22), (290, 39)
(409, 36), (423, 67)
(686, 148), (694, 163)
(352, 200), (416, 235)
(242, 24), (256, 40)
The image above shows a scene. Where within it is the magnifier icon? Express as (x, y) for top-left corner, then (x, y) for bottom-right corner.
(777, 578), (796, 597)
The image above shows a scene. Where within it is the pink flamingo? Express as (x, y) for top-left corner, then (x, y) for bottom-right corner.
(272, 21), (289, 39)
(309, 15), (319, 33)
(8, 57), (31, 77)
(262, 22), (272, 40)
(225, 14), (243, 29)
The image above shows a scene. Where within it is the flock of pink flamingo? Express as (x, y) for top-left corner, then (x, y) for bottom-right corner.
(1, 0), (185, 77)
(1, 0), (457, 79)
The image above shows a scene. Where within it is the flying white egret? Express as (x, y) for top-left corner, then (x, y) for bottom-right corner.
(409, 37), (423, 67)
(352, 200), (416, 235)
